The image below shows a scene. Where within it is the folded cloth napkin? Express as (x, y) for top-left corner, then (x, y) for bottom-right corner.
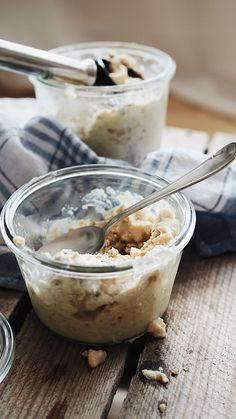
(0, 116), (236, 291)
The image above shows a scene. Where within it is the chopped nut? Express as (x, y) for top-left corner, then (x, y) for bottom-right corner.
(148, 317), (166, 338)
(13, 235), (25, 247)
(82, 349), (107, 368)
(110, 64), (128, 84)
(159, 403), (167, 413)
(170, 367), (180, 376)
(142, 368), (169, 384)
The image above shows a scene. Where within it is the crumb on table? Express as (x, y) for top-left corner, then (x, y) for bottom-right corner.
(171, 367), (180, 376)
(148, 317), (166, 338)
(82, 349), (107, 368)
(142, 368), (169, 384)
(159, 402), (167, 413)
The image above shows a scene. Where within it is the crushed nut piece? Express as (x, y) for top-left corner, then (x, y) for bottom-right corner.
(13, 235), (25, 247)
(171, 367), (180, 376)
(148, 317), (166, 338)
(82, 349), (107, 368)
(159, 403), (167, 413)
(142, 369), (169, 384)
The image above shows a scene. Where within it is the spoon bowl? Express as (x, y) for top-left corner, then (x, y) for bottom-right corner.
(41, 226), (105, 256)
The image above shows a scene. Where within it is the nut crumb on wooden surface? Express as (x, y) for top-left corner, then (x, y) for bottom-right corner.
(142, 368), (169, 384)
(170, 367), (180, 376)
(81, 349), (107, 368)
(13, 235), (25, 247)
(148, 317), (166, 338)
(159, 402), (167, 413)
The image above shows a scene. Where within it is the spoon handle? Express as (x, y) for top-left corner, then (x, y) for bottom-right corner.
(0, 39), (97, 84)
(105, 142), (236, 232)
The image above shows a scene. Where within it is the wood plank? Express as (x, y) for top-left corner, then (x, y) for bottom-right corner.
(120, 248), (236, 419)
(0, 288), (23, 318)
(0, 311), (129, 419)
(167, 95), (236, 135)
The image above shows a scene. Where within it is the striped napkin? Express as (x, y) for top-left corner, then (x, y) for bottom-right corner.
(0, 114), (236, 291)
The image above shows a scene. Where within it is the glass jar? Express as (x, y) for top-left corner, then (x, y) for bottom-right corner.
(30, 42), (176, 165)
(0, 312), (15, 382)
(1, 165), (195, 345)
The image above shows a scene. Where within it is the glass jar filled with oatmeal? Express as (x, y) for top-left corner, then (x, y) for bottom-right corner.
(30, 42), (176, 165)
(1, 165), (195, 344)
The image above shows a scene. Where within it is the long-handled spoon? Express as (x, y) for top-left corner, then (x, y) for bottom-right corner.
(0, 39), (115, 85)
(40, 142), (236, 255)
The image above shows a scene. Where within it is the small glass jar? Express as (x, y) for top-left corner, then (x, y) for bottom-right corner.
(0, 312), (15, 382)
(1, 165), (195, 345)
(30, 42), (176, 165)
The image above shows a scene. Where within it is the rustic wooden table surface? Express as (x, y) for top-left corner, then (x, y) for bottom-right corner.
(0, 96), (236, 419)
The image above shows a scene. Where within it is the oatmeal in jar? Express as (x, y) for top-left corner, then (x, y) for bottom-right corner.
(31, 42), (175, 164)
(22, 191), (181, 344)
(2, 166), (195, 345)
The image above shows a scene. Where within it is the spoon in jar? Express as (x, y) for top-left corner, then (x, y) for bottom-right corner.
(39, 142), (236, 256)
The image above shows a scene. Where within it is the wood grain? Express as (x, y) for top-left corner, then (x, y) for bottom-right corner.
(0, 312), (129, 419)
(0, 288), (23, 318)
(120, 247), (236, 419)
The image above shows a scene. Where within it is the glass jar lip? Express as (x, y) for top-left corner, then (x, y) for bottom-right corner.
(30, 41), (176, 94)
(0, 312), (15, 383)
(1, 164), (196, 276)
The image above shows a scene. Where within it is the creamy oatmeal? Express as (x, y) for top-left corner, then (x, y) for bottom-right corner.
(21, 192), (181, 344)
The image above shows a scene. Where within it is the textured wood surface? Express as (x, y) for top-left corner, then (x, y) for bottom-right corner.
(120, 248), (236, 419)
(0, 312), (129, 419)
(0, 288), (23, 318)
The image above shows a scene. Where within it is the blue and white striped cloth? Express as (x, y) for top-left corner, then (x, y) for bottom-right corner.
(0, 116), (236, 291)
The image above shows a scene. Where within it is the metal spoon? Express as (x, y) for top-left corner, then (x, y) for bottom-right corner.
(40, 143), (236, 255)
(0, 39), (115, 86)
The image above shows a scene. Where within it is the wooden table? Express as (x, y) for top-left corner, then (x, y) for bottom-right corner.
(1, 96), (236, 418)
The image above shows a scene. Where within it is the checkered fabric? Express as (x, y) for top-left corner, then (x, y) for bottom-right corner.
(1, 116), (235, 290)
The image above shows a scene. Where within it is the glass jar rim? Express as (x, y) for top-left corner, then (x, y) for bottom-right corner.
(0, 312), (15, 383)
(1, 165), (196, 277)
(30, 41), (176, 94)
